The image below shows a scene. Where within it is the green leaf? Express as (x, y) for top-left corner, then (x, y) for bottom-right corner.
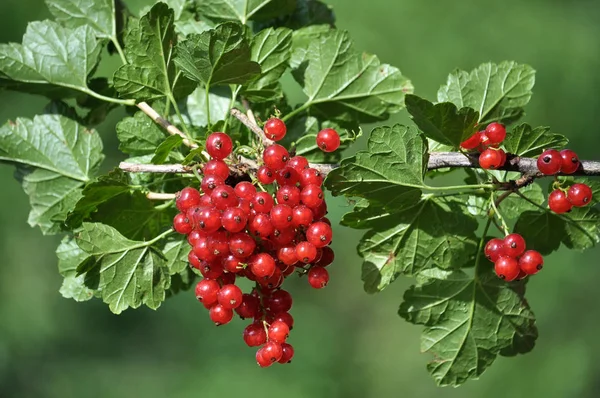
(75, 223), (171, 314)
(325, 124), (427, 211)
(514, 207), (600, 255)
(116, 111), (166, 155)
(0, 21), (102, 98)
(56, 236), (95, 302)
(241, 27), (292, 102)
(295, 29), (412, 123)
(344, 197), (478, 292)
(114, 3), (195, 101)
(399, 267), (537, 386)
(437, 61), (535, 125)
(498, 184), (545, 219)
(405, 95), (479, 147)
(174, 22), (261, 87)
(273, 0), (335, 29)
(184, 86), (232, 127)
(503, 123), (568, 157)
(45, 0), (116, 39)
(198, 0), (295, 24)
(0, 115), (104, 234)
(152, 135), (184, 164)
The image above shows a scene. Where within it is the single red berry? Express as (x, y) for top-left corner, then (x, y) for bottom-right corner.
(194, 207), (222, 234)
(263, 144), (290, 171)
(268, 320), (290, 343)
(316, 128), (341, 152)
(203, 160), (229, 180)
(273, 312), (294, 330)
(271, 228), (296, 246)
(460, 132), (482, 150)
(195, 278), (220, 305)
(288, 156), (309, 173)
(265, 289), (293, 314)
(291, 205), (314, 228)
(244, 322), (267, 347)
(275, 166), (300, 186)
(276, 185), (301, 207)
(537, 149), (562, 175)
(519, 250), (544, 275)
(219, 272), (236, 286)
(198, 260), (224, 280)
(277, 245), (298, 266)
(296, 241), (318, 263)
(221, 207), (248, 233)
(234, 181), (257, 200)
(503, 233), (526, 258)
(248, 213), (274, 238)
(208, 230), (229, 257)
(299, 168), (324, 187)
(173, 213), (193, 234)
(250, 253), (277, 278)
(236, 294), (260, 319)
(256, 347), (273, 368)
(300, 184), (324, 208)
(201, 175), (225, 194)
(312, 200), (328, 220)
(188, 250), (202, 269)
(252, 192), (275, 213)
(193, 237), (217, 263)
(258, 267), (284, 290)
(479, 148), (505, 169)
(270, 204), (294, 230)
(494, 256), (520, 281)
(484, 238), (505, 262)
(279, 343), (295, 364)
(559, 149), (580, 174)
(262, 341), (284, 363)
(314, 246), (334, 267)
(187, 230), (204, 246)
(206, 132), (233, 160)
(211, 185), (237, 210)
(222, 254), (242, 273)
(264, 118), (287, 141)
(548, 189), (572, 214)
(568, 183), (593, 207)
(199, 194), (213, 207)
(306, 221), (333, 248)
(217, 284), (243, 309)
(257, 166), (276, 184)
(209, 304), (234, 325)
(176, 187), (202, 212)
(307, 266), (329, 288)
(228, 232), (256, 258)
(237, 197), (252, 214)
(485, 123), (507, 144)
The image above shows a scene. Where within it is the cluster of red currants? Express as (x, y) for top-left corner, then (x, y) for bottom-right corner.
(485, 233), (543, 281)
(172, 117), (340, 367)
(460, 122), (507, 169)
(537, 148), (593, 214)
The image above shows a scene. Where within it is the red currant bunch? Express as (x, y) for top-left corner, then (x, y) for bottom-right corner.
(484, 233), (544, 281)
(536, 148), (580, 175)
(172, 125), (337, 368)
(461, 122), (508, 170)
(548, 183), (593, 214)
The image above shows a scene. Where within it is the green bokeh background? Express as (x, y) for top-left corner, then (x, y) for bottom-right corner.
(1, 1), (600, 397)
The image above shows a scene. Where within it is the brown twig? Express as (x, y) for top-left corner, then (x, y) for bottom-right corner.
(137, 102), (198, 148)
(230, 108), (274, 146)
(146, 192), (177, 200)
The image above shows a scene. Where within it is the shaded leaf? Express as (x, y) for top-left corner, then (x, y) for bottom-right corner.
(152, 135), (183, 164)
(499, 184), (545, 219)
(198, 0), (295, 24)
(116, 111), (166, 155)
(46, 0), (115, 39)
(503, 123), (568, 157)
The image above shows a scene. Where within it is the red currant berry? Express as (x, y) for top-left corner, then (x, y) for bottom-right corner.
(277, 245), (298, 266)
(209, 304), (234, 325)
(228, 232), (256, 258)
(206, 132), (233, 160)
(195, 278), (220, 305)
(252, 192), (274, 213)
(258, 267), (284, 290)
(300, 184), (324, 208)
(268, 320), (290, 343)
(203, 160), (229, 180)
(236, 294), (260, 319)
(199, 260), (224, 280)
(222, 254), (242, 273)
(275, 166), (300, 186)
(316, 128), (341, 152)
(548, 189), (572, 214)
(217, 284), (243, 309)
(271, 228), (296, 246)
(221, 207), (248, 233)
(279, 343), (294, 364)
(264, 117), (287, 141)
(237, 197), (252, 214)
(265, 289), (293, 314)
(484, 238), (505, 262)
(193, 237), (217, 263)
(306, 221), (333, 248)
(296, 241), (318, 263)
(273, 312), (294, 330)
(479, 148), (505, 169)
(263, 144), (290, 171)
(503, 233), (526, 258)
(307, 266), (329, 288)
(485, 123), (506, 144)
(299, 168), (324, 187)
(460, 132), (482, 150)
(257, 166), (276, 184)
(537, 149), (562, 175)
(211, 185), (237, 210)
(208, 230), (229, 257)
(194, 207), (222, 234)
(244, 322), (267, 347)
(291, 205), (314, 228)
(188, 250), (202, 269)
(234, 181), (257, 200)
(314, 246), (334, 267)
(250, 253), (276, 278)
(276, 185), (301, 207)
(568, 183), (593, 207)
(494, 256), (520, 281)
(559, 149), (580, 174)
(248, 213), (274, 238)
(176, 187), (202, 212)
(519, 250), (544, 275)
(270, 204), (294, 230)
(219, 272), (236, 286)
(173, 213), (193, 234)
(256, 347), (272, 367)
(201, 175), (225, 194)
(312, 201), (328, 220)
(262, 341), (283, 363)
(288, 156), (309, 173)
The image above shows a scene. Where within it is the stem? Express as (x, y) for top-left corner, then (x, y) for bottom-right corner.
(168, 94), (191, 135)
(223, 85), (241, 132)
(111, 37), (128, 65)
(146, 228), (175, 246)
(119, 162), (193, 173)
(425, 183), (495, 192)
(146, 192), (177, 200)
(136, 102), (197, 148)
(489, 193), (509, 235)
(83, 89), (135, 106)
(205, 84), (212, 130)
(474, 217), (494, 280)
(281, 103), (310, 123)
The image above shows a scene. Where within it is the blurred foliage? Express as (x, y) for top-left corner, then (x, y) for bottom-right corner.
(1, 0), (600, 397)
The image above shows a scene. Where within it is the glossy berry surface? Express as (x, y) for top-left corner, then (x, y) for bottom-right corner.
(559, 149), (580, 174)
(503, 233), (526, 258)
(173, 213), (193, 234)
(295, 241), (317, 263)
(176, 187), (201, 212)
(263, 144), (290, 170)
(257, 166), (276, 184)
(307, 266), (329, 288)
(244, 322), (267, 347)
(306, 221), (333, 248)
(267, 320), (290, 343)
(479, 148), (505, 169)
(460, 132), (481, 150)
(484, 238), (505, 262)
(195, 279), (220, 305)
(537, 149), (562, 175)
(206, 132), (233, 160)
(519, 250), (544, 275)
(209, 304), (234, 325)
(494, 256), (520, 281)
(485, 123), (506, 144)
(217, 284), (243, 309)
(264, 118), (287, 141)
(203, 160), (230, 180)
(548, 189), (572, 214)
(250, 253), (276, 278)
(316, 128), (341, 152)
(568, 183), (593, 207)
